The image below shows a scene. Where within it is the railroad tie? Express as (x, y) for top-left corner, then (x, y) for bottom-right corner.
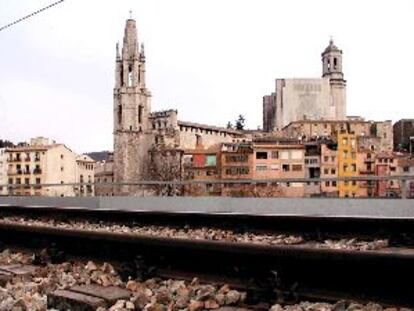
(0, 264), (38, 285)
(47, 284), (131, 310)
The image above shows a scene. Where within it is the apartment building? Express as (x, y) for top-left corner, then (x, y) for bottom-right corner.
(220, 142), (254, 196)
(320, 143), (339, 197)
(183, 143), (221, 196)
(5, 137), (94, 197)
(252, 138), (306, 197)
(0, 148), (7, 195)
(398, 157), (414, 198)
(75, 154), (95, 197)
(337, 132), (358, 197)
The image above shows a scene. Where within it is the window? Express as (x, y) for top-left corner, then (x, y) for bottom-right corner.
(271, 151), (279, 159)
(343, 164), (348, 172)
(60, 154), (64, 159)
(292, 164), (302, 171)
(331, 169), (336, 174)
(352, 180), (357, 186)
(351, 164), (356, 172)
(404, 166), (409, 172)
(282, 164), (290, 172)
(343, 151), (348, 159)
(225, 154), (248, 163)
(256, 152), (268, 160)
(61, 166), (64, 172)
(345, 181), (349, 186)
(390, 167), (396, 172)
(332, 181), (337, 187)
(331, 156), (335, 161)
(256, 165), (267, 171)
(324, 168), (329, 174)
(342, 138), (348, 145)
(270, 164), (279, 170)
(128, 66), (133, 87)
(325, 181), (330, 187)
(324, 156), (329, 162)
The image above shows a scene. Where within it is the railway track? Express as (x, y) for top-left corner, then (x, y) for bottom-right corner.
(0, 205), (414, 309)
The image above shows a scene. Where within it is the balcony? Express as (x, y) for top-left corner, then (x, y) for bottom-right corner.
(8, 157), (22, 162)
(359, 169), (374, 175)
(360, 181), (376, 188)
(24, 157), (31, 162)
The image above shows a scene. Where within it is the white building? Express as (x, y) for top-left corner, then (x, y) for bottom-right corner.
(263, 39), (346, 131)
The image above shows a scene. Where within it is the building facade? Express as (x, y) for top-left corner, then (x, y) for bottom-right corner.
(5, 137), (94, 197)
(95, 153), (115, 196)
(283, 119), (393, 152)
(75, 154), (95, 196)
(0, 148), (7, 195)
(113, 18), (243, 194)
(337, 132), (358, 197)
(263, 39), (346, 131)
(6, 138), (76, 196)
(393, 119), (414, 152)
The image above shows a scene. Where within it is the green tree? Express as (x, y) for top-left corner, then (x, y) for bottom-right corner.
(235, 115), (245, 130)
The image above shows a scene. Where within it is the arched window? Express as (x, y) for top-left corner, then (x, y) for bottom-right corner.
(333, 58), (338, 69)
(118, 105), (122, 125)
(138, 106), (142, 123)
(128, 65), (133, 87)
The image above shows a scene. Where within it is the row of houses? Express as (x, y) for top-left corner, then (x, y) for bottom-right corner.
(0, 137), (95, 197)
(179, 131), (414, 198)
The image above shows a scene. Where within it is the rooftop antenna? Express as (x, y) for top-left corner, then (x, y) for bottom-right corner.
(129, 10), (133, 19)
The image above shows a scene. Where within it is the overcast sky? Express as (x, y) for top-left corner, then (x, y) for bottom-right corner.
(1, 0), (413, 153)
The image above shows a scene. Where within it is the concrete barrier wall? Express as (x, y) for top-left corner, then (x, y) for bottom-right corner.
(0, 196), (413, 219)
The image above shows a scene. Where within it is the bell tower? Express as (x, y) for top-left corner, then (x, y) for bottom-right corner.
(322, 38), (346, 119)
(113, 17), (153, 194)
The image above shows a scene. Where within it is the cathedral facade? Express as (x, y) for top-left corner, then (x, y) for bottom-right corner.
(263, 39), (347, 131)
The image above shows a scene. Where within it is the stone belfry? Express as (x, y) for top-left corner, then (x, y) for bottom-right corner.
(113, 17), (152, 194)
(321, 38), (347, 119)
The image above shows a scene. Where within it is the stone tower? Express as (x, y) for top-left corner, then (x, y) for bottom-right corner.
(321, 38), (346, 119)
(113, 18), (152, 194)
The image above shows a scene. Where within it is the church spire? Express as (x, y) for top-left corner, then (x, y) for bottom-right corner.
(122, 18), (139, 59)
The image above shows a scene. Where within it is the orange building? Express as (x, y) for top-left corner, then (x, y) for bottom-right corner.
(252, 138), (305, 197)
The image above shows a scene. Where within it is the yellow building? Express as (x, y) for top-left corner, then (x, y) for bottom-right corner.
(337, 131), (359, 197)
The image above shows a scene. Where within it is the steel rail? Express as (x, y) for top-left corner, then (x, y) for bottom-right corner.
(0, 221), (413, 306)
